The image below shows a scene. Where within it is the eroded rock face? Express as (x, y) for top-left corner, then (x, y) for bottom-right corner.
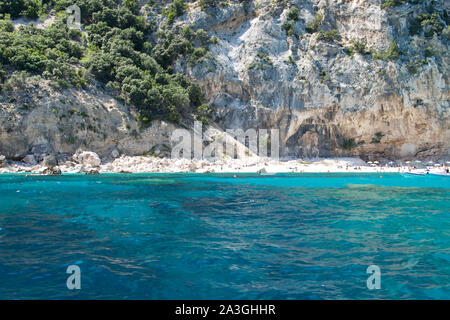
(177, 0), (449, 159)
(23, 154), (36, 165)
(0, 78), (179, 160)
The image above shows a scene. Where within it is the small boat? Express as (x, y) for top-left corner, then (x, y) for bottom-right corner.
(429, 173), (450, 177)
(405, 172), (426, 176)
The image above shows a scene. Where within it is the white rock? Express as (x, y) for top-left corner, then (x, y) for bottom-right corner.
(73, 150), (101, 167)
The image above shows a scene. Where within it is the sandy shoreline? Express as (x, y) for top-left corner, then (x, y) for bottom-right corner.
(1, 155), (448, 176)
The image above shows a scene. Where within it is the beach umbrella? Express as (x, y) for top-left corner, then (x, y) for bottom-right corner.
(415, 160), (422, 163)
(367, 161), (373, 164)
(434, 163), (440, 167)
(374, 161), (379, 164)
(427, 161), (434, 165)
(405, 161), (411, 164)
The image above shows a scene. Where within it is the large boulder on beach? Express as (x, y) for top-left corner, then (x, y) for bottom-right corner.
(43, 155), (57, 168)
(23, 154), (37, 165)
(73, 150), (101, 167)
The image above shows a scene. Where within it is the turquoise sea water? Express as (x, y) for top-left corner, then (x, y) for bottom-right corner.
(0, 173), (449, 299)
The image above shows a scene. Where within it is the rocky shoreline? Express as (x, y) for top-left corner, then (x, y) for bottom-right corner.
(1, 150), (449, 175)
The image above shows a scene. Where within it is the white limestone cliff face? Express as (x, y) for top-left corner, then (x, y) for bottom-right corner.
(174, 0), (449, 159)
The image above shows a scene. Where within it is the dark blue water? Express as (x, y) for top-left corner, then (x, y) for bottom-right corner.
(0, 173), (449, 299)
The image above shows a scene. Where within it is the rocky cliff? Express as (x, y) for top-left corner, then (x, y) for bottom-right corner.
(0, 75), (179, 160)
(179, 0), (449, 159)
(0, 0), (449, 161)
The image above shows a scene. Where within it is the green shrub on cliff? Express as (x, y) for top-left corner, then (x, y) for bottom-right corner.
(287, 7), (299, 21)
(283, 22), (293, 36)
(0, 20), (86, 86)
(165, 0), (187, 24)
(380, 0), (405, 9)
(443, 26), (450, 40)
(350, 39), (366, 54)
(371, 132), (384, 144)
(373, 41), (399, 61)
(317, 29), (339, 42)
(342, 138), (356, 150)
(409, 11), (446, 37)
(305, 13), (323, 33)
(407, 58), (427, 74)
(152, 27), (210, 67)
(0, 0), (208, 124)
(199, 0), (216, 11)
(195, 103), (212, 124)
(345, 39), (369, 56)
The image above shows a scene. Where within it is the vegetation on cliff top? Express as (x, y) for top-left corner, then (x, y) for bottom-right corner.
(0, 0), (212, 125)
(0, 19), (87, 88)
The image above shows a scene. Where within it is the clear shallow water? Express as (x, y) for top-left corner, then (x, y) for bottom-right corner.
(0, 173), (449, 300)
